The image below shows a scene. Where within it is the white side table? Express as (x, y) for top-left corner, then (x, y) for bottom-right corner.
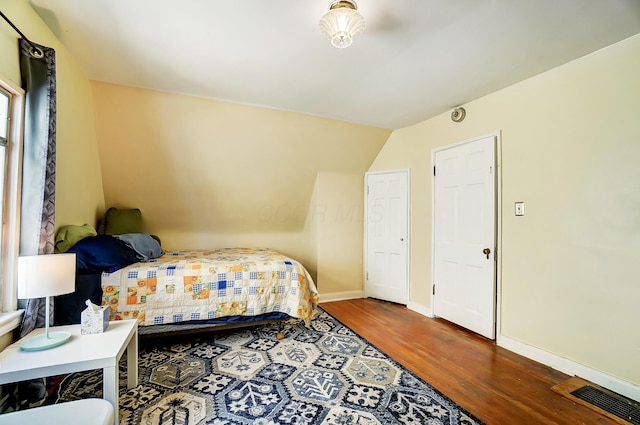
(0, 320), (138, 425)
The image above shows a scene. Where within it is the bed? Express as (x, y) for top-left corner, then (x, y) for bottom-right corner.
(53, 233), (319, 336)
(102, 247), (318, 334)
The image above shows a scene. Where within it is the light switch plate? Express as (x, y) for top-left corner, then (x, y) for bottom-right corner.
(515, 202), (525, 216)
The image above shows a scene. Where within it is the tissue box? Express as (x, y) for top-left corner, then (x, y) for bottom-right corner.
(81, 305), (110, 334)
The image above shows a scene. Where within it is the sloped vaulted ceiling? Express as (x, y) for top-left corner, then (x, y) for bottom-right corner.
(29, 0), (640, 130)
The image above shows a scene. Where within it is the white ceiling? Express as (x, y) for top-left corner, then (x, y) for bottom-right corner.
(28, 0), (640, 130)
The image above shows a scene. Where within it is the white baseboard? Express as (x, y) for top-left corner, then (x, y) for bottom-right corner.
(318, 290), (365, 303)
(407, 301), (433, 318)
(498, 335), (640, 402)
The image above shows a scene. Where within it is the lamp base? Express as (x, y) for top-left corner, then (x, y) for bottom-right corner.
(20, 331), (71, 351)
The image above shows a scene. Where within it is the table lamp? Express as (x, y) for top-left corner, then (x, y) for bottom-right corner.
(17, 253), (76, 351)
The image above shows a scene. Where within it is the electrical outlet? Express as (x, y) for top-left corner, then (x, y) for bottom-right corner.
(515, 202), (525, 216)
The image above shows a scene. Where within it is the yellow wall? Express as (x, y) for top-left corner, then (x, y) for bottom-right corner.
(370, 34), (640, 387)
(90, 82), (390, 291)
(0, 0), (104, 229)
(302, 175), (320, 283)
(312, 172), (365, 295)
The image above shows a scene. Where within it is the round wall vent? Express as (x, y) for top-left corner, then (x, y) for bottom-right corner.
(451, 107), (466, 122)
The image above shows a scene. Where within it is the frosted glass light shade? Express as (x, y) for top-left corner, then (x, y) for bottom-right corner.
(319, 0), (365, 48)
(18, 253), (76, 299)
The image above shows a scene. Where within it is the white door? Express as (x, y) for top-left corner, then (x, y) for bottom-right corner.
(433, 135), (497, 339)
(365, 170), (409, 304)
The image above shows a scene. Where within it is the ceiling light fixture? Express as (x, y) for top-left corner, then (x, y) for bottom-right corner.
(319, 0), (365, 49)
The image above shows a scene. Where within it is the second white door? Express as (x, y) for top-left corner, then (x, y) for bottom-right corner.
(365, 170), (409, 304)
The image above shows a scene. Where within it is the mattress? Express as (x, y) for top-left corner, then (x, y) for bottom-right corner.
(101, 247), (319, 327)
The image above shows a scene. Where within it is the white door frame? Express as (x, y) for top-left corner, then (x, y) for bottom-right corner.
(364, 169), (411, 303)
(430, 132), (503, 338)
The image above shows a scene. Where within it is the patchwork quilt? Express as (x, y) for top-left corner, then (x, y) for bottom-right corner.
(102, 247), (319, 326)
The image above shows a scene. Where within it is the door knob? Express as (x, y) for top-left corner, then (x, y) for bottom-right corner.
(483, 248), (491, 259)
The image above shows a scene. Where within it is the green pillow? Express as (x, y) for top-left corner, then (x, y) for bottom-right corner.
(101, 207), (143, 235)
(55, 224), (97, 253)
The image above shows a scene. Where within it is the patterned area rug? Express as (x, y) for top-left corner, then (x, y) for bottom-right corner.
(48, 308), (484, 424)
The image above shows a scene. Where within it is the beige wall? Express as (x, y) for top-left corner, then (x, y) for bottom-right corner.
(302, 175), (320, 283)
(370, 34), (640, 387)
(0, 0), (104, 232)
(90, 82), (390, 290)
(312, 171), (365, 295)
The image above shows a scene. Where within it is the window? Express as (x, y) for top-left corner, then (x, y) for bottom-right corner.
(0, 75), (24, 316)
(0, 87), (9, 282)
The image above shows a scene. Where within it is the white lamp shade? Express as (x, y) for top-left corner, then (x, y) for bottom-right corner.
(319, 3), (365, 48)
(17, 253), (76, 299)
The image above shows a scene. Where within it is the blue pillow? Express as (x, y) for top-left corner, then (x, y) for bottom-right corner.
(67, 235), (139, 273)
(113, 233), (163, 261)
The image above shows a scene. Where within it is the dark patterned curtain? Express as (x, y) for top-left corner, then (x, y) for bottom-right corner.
(0, 39), (57, 413)
(17, 39), (57, 338)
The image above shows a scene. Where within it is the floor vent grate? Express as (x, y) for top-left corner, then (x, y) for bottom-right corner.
(571, 385), (640, 425)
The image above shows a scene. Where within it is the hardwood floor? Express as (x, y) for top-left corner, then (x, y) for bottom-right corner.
(321, 298), (618, 425)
